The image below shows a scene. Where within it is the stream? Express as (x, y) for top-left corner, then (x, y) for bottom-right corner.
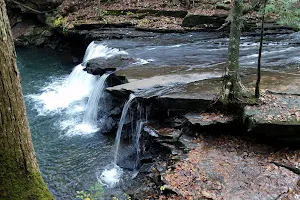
(17, 31), (299, 199)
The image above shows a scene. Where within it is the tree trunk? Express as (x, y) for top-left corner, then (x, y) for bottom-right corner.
(255, 0), (267, 98)
(0, 1), (54, 199)
(223, 0), (248, 101)
(185, 0), (191, 8)
(98, 0), (101, 19)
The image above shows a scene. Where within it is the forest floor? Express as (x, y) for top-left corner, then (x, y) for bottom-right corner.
(158, 135), (300, 199)
(56, 0), (257, 31)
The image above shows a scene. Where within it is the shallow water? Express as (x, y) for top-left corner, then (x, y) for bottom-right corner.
(102, 32), (300, 69)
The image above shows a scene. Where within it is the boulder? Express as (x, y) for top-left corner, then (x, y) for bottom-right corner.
(84, 55), (136, 75)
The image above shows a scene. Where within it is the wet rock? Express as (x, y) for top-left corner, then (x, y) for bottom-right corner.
(140, 153), (154, 164)
(11, 19), (59, 48)
(182, 14), (226, 28)
(107, 72), (222, 112)
(178, 134), (199, 151)
(35, 37), (45, 46)
(144, 126), (159, 137)
(153, 95), (215, 111)
(66, 27), (156, 45)
(140, 163), (154, 173)
(84, 55), (135, 75)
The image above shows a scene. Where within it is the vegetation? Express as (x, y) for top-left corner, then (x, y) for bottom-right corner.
(265, 0), (300, 30)
(76, 182), (104, 200)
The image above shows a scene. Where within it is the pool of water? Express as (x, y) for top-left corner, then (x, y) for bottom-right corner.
(17, 47), (117, 199)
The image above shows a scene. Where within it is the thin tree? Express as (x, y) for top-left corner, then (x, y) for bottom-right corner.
(255, 0), (267, 98)
(0, 1), (54, 199)
(222, 0), (249, 102)
(98, 0), (101, 19)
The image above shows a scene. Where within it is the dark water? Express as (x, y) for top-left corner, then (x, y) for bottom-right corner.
(17, 31), (300, 199)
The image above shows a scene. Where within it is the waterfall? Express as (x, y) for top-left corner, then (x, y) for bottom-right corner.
(62, 41), (126, 105)
(113, 94), (136, 165)
(83, 41), (128, 62)
(63, 41), (128, 104)
(98, 94), (136, 188)
(63, 64), (97, 103)
(134, 120), (145, 170)
(30, 41), (129, 113)
(82, 73), (110, 126)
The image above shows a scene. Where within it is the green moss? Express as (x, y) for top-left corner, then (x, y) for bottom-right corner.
(0, 170), (54, 200)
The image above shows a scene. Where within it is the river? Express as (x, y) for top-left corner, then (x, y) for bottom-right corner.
(17, 31), (299, 199)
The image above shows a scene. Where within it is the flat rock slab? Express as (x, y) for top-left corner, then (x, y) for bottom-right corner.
(162, 136), (300, 199)
(185, 112), (235, 126)
(107, 72), (222, 97)
(184, 112), (239, 133)
(108, 65), (300, 118)
(244, 92), (300, 138)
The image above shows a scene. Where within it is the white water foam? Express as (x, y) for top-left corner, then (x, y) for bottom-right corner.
(27, 41), (130, 138)
(97, 164), (123, 188)
(82, 73), (110, 126)
(29, 42), (129, 114)
(83, 41), (128, 62)
(28, 64), (97, 114)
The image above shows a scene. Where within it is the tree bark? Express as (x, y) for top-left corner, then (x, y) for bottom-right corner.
(223, 0), (248, 101)
(255, 0), (267, 98)
(98, 0), (101, 19)
(0, 1), (54, 199)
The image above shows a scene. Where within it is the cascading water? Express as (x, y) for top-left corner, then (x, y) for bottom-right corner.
(75, 73), (110, 133)
(113, 94), (137, 165)
(134, 120), (146, 170)
(30, 41), (129, 113)
(28, 41), (130, 137)
(99, 94), (137, 187)
(83, 41), (128, 62)
(83, 73), (110, 125)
